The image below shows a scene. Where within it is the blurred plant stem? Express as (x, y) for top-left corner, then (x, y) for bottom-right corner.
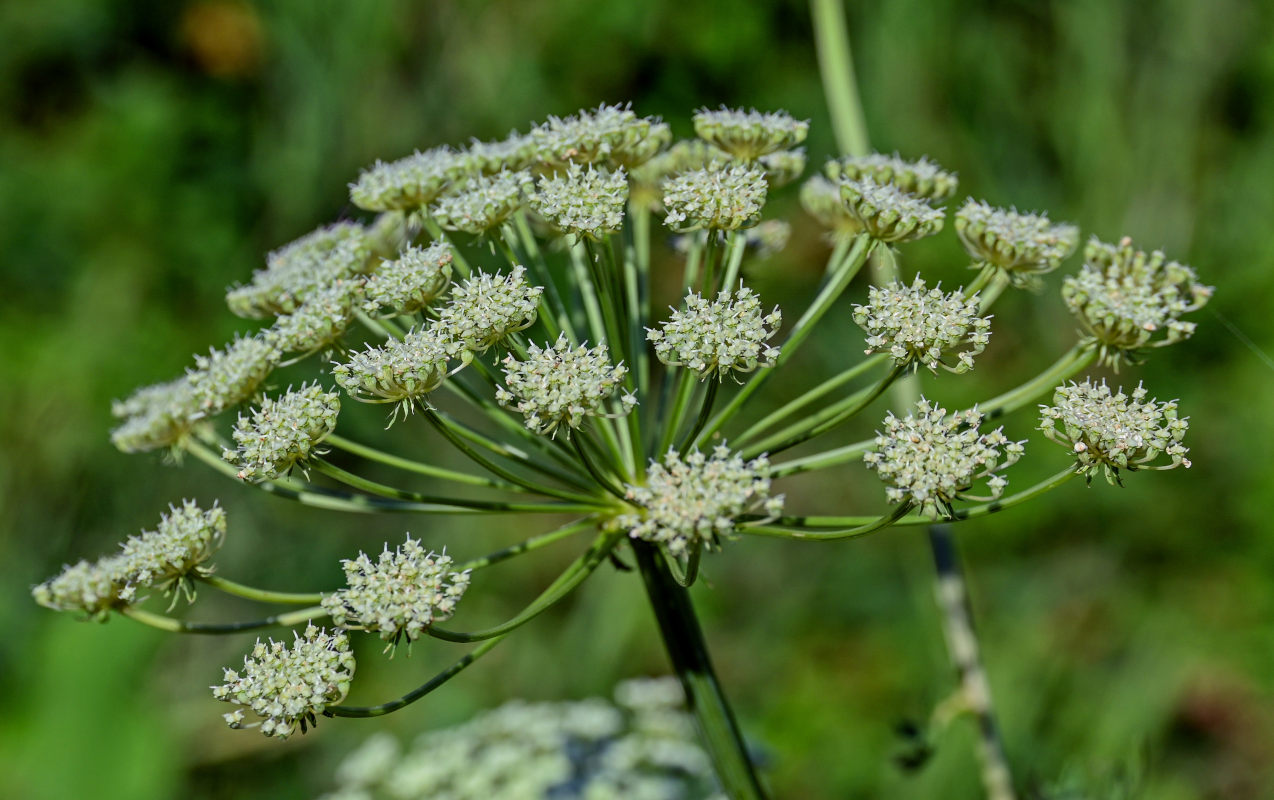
(633, 541), (768, 800)
(811, 2), (1018, 797)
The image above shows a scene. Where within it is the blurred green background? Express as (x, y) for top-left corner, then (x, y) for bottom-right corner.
(2, 0), (1272, 797)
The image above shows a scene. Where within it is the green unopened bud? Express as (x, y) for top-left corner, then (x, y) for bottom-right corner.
(756, 148), (807, 188)
(363, 243), (453, 316)
(212, 624), (355, 739)
(496, 334), (635, 436)
(430, 170), (532, 235)
(692, 106), (809, 161)
(349, 146), (467, 211)
(864, 399), (1024, 519)
(227, 384), (340, 482)
(228, 223), (372, 318)
(852, 277), (992, 373)
(955, 200), (1079, 284)
(1039, 379), (1189, 484)
(110, 377), (200, 453)
(662, 164), (768, 232)
(532, 104), (671, 169)
(620, 445), (783, 555)
(800, 175), (861, 239)
(322, 536), (470, 649)
(839, 177), (945, 243)
(433, 266), (543, 355)
(529, 162), (629, 241)
(1062, 236), (1212, 368)
(649, 286), (781, 379)
(333, 327), (452, 405)
(826, 153), (958, 201)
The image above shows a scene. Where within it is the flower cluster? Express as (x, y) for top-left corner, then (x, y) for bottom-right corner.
(496, 335), (634, 436)
(800, 175), (861, 239)
(226, 384), (341, 482)
(1039, 379), (1190, 484)
(433, 266), (543, 355)
(33, 500), (226, 616)
(350, 146), (469, 211)
(692, 106), (809, 161)
(188, 335), (279, 418)
(265, 280), (357, 356)
(757, 147), (808, 187)
(430, 170), (532, 235)
(852, 277), (992, 373)
(826, 153), (958, 201)
(864, 399), (1024, 518)
(838, 177), (945, 243)
(532, 103), (671, 168)
(463, 131), (540, 174)
(227, 222), (373, 318)
(333, 326), (452, 405)
(620, 446), (783, 555)
(212, 624), (355, 739)
(530, 162), (629, 241)
(318, 677), (718, 800)
(955, 200), (1079, 283)
(363, 242), (453, 316)
(321, 536), (470, 649)
(649, 286), (782, 379)
(662, 164), (768, 232)
(110, 377), (200, 453)
(1062, 237), (1212, 367)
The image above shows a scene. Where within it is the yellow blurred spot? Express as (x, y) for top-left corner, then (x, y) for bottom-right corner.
(179, 1), (263, 79)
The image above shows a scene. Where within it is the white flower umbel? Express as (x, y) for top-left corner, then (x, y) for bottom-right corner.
(826, 153), (958, 201)
(852, 276), (992, 373)
(1062, 237), (1213, 368)
(839, 177), (945, 243)
(213, 624), (355, 739)
(864, 399), (1024, 519)
(110, 377), (200, 453)
(662, 164), (768, 232)
(620, 446), (783, 556)
(226, 384), (340, 482)
(31, 555), (133, 619)
(430, 170), (532, 235)
(1039, 379), (1190, 484)
(800, 175), (862, 239)
(648, 286), (781, 380)
(333, 326), (452, 406)
(530, 162), (628, 241)
(497, 335), (635, 436)
(188, 335), (279, 418)
(693, 106), (809, 161)
(227, 222), (372, 318)
(955, 200), (1079, 283)
(757, 148), (807, 188)
(462, 131), (540, 174)
(321, 536), (470, 649)
(264, 280), (357, 356)
(118, 500), (227, 599)
(363, 242), (453, 316)
(532, 103), (671, 169)
(432, 266), (543, 356)
(349, 146), (467, 211)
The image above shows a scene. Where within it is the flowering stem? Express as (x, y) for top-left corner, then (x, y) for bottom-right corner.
(197, 575), (323, 605)
(719, 230), (748, 290)
(928, 524), (1018, 800)
(455, 517), (598, 572)
(121, 604), (325, 634)
(570, 436), (628, 501)
(811, 0), (870, 157)
(325, 433), (524, 492)
(743, 504), (910, 540)
(736, 353), (889, 442)
(324, 635), (506, 718)
(428, 529), (622, 643)
(680, 379), (720, 452)
(419, 214), (470, 276)
(657, 370), (698, 455)
(310, 457), (605, 512)
(632, 540), (768, 800)
(979, 343), (1097, 420)
(977, 272), (1012, 313)
(693, 234), (873, 448)
(497, 225), (566, 342)
(628, 204), (654, 406)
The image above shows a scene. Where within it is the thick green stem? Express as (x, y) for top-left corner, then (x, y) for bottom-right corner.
(325, 433), (522, 492)
(197, 575), (323, 605)
(811, 0), (871, 157)
(632, 541), (767, 800)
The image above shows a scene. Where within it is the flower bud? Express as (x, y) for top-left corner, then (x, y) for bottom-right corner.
(430, 170), (533, 235)
(188, 335), (279, 418)
(433, 266), (543, 355)
(227, 222), (372, 318)
(864, 399), (1024, 519)
(322, 536), (470, 649)
(363, 242), (453, 316)
(226, 384), (340, 482)
(852, 277), (992, 373)
(333, 327), (452, 405)
(496, 334), (634, 436)
(110, 377), (200, 453)
(662, 164), (768, 232)
(692, 106), (809, 161)
(461, 131), (540, 174)
(629, 139), (728, 209)
(756, 147), (807, 187)
(32, 556), (132, 619)
(800, 175), (861, 239)
(620, 446), (784, 555)
(1039, 379), (1190, 484)
(649, 286), (781, 379)
(532, 104), (671, 169)
(955, 200), (1079, 283)
(529, 162), (629, 241)
(264, 280), (357, 356)
(839, 177), (944, 243)
(826, 153), (958, 201)
(212, 624), (355, 739)
(349, 146), (467, 211)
